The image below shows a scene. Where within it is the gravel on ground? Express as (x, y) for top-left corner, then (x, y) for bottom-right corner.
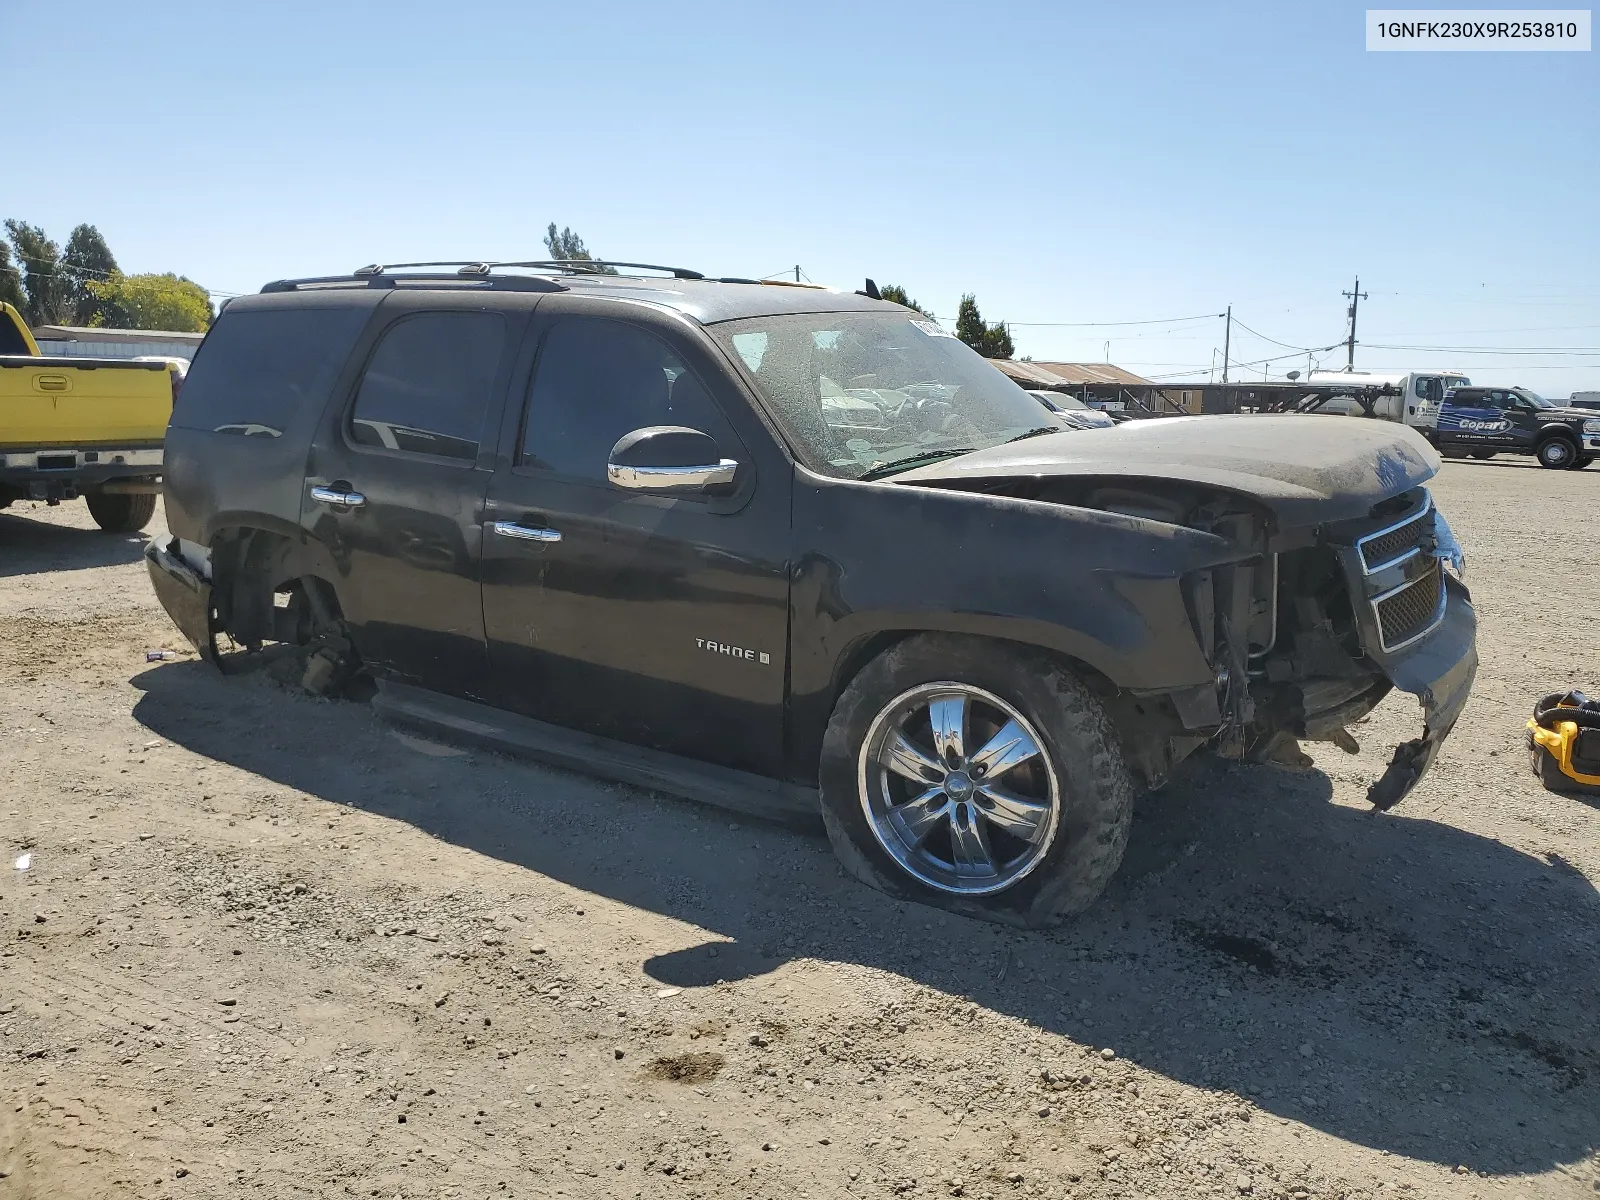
(1, 459), (1597, 1199)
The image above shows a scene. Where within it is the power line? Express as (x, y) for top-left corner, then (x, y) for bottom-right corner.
(1226, 315), (1344, 355)
(1006, 312), (1223, 328)
(1360, 343), (1600, 355)
(8, 251), (240, 299)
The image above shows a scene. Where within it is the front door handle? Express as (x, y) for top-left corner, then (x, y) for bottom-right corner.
(492, 521), (562, 543)
(311, 485), (367, 509)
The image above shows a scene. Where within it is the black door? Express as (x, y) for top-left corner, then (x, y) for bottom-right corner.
(481, 308), (791, 777)
(303, 297), (525, 699)
(1498, 391), (1543, 450)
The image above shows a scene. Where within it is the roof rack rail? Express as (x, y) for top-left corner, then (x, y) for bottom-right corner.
(349, 259), (704, 280)
(261, 258), (707, 295)
(260, 271), (565, 294)
(495, 259), (705, 280)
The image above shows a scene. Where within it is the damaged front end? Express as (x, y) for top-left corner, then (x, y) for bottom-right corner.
(1162, 486), (1476, 809)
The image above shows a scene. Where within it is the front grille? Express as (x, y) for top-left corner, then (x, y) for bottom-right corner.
(1375, 560), (1445, 650)
(1358, 507), (1433, 572)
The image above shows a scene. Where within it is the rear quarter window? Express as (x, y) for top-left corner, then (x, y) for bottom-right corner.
(172, 306), (370, 437)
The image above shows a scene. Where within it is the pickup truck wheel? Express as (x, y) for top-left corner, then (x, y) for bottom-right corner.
(1571, 455), (1593, 470)
(1440, 448), (1468, 460)
(818, 634), (1135, 927)
(1537, 438), (1577, 469)
(1469, 451), (1497, 460)
(85, 491), (158, 533)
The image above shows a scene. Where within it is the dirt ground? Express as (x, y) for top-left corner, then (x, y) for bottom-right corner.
(2, 459), (1597, 1200)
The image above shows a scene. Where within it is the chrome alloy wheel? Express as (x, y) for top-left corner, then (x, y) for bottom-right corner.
(857, 683), (1061, 896)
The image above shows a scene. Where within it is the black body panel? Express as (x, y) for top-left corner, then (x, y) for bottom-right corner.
(893, 415), (1441, 527)
(164, 292), (386, 544)
(481, 295), (792, 777)
(373, 680), (818, 825)
(298, 291), (537, 698)
(783, 471), (1238, 781)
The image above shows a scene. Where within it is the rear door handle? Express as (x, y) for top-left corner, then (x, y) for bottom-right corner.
(310, 485), (367, 508)
(492, 521), (561, 543)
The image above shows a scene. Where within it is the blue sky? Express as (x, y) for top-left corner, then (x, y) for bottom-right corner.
(5, 0), (1596, 393)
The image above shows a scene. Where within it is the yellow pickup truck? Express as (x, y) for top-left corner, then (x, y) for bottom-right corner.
(0, 301), (180, 532)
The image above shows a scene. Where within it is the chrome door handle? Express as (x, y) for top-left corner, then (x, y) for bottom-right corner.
(311, 485), (367, 508)
(492, 521), (562, 543)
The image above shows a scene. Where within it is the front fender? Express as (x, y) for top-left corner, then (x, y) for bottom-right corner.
(786, 473), (1248, 780)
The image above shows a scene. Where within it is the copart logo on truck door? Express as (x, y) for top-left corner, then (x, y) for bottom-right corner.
(1457, 417), (1512, 433)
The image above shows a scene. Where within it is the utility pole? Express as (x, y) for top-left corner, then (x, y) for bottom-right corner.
(1342, 277), (1368, 371)
(1221, 306), (1232, 384)
(794, 264), (801, 282)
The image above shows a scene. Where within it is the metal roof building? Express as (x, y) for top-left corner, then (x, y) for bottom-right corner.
(30, 324), (205, 363)
(993, 359), (1198, 414)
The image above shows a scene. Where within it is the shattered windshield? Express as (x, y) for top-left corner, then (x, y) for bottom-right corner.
(709, 312), (1056, 480)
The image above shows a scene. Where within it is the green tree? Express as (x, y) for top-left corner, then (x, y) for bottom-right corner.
(0, 241), (24, 313)
(543, 223), (617, 274)
(3, 220), (71, 326)
(87, 272), (211, 332)
(61, 224), (120, 325)
(878, 284), (932, 316)
(954, 294), (1014, 359)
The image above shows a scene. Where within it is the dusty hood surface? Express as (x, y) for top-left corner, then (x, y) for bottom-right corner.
(893, 414), (1441, 526)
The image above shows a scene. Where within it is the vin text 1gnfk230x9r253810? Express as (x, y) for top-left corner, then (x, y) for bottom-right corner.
(145, 260), (1477, 926)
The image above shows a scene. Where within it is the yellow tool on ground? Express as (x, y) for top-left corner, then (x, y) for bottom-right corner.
(1526, 691), (1600, 795)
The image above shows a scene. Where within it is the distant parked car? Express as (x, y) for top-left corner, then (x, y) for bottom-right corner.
(1025, 389), (1116, 429)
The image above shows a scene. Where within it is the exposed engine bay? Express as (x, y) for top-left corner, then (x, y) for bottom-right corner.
(948, 475), (1476, 809)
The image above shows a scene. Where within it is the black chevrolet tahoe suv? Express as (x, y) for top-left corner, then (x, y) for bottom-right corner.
(145, 261), (1478, 926)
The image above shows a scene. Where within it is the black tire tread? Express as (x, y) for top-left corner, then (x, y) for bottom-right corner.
(1536, 437), (1578, 469)
(817, 633), (1136, 928)
(85, 491), (158, 533)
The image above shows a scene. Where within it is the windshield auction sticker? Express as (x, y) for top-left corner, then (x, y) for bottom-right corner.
(1367, 9), (1590, 49)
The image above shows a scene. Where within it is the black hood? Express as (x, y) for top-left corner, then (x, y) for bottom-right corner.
(893, 414), (1441, 526)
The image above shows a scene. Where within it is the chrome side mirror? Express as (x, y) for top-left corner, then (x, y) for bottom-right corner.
(606, 426), (738, 492)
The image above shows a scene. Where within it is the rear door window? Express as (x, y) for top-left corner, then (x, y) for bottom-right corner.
(349, 312), (506, 462)
(172, 306), (371, 437)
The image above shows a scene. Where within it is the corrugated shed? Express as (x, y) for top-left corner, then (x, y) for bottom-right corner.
(1020, 361), (1154, 387)
(992, 360), (1075, 387)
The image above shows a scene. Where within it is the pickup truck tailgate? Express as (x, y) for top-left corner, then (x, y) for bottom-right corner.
(0, 356), (174, 447)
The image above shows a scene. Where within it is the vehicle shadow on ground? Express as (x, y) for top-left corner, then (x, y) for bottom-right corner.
(0, 510), (149, 577)
(1443, 459), (1595, 474)
(130, 664), (1600, 1178)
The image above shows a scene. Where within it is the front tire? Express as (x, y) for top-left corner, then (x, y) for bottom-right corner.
(818, 634), (1135, 927)
(1470, 450), (1497, 461)
(85, 490), (157, 533)
(1441, 447), (1469, 460)
(1537, 438), (1577, 469)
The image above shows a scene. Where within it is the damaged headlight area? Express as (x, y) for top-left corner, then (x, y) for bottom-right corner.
(1114, 486), (1476, 811)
